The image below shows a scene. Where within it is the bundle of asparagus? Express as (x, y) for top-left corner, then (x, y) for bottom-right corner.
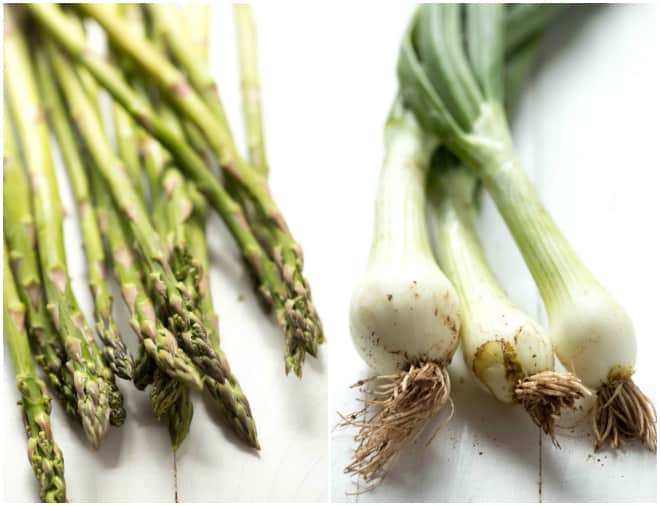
(29, 3), (325, 376)
(4, 4), (323, 500)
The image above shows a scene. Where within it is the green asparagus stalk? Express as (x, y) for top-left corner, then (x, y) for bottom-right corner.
(4, 11), (120, 446)
(29, 3), (319, 375)
(234, 4), (268, 176)
(179, 2), (210, 62)
(139, 8), (258, 448)
(231, 5), (323, 365)
(35, 46), (134, 381)
(4, 241), (67, 503)
(140, 137), (198, 448)
(146, 4), (231, 137)
(3, 108), (78, 418)
(111, 93), (143, 194)
(107, 13), (201, 450)
(186, 183), (220, 349)
(175, 3), (216, 164)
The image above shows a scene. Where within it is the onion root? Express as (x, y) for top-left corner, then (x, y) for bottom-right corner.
(515, 371), (590, 445)
(340, 362), (452, 485)
(593, 374), (656, 452)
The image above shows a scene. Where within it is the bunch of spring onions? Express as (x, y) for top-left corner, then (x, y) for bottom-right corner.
(4, 4), (323, 501)
(344, 3), (655, 486)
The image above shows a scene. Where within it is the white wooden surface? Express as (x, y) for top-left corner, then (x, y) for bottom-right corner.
(3, 4), (329, 502)
(331, 4), (658, 502)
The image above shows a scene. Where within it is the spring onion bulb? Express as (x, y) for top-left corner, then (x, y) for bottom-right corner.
(344, 101), (461, 483)
(399, 3), (656, 450)
(428, 153), (589, 440)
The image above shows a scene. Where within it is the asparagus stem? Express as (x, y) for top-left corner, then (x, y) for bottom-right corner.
(145, 11), (260, 447)
(3, 107), (78, 418)
(186, 184), (220, 349)
(35, 45), (134, 381)
(181, 3), (210, 63)
(234, 4), (269, 176)
(111, 93), (143, 194)
(4, 11), (119, 446)
(146, 4), (232, 137)
(178, 4), (217, 165)
(31, 3), (320, 375)
(108, 10), (203, 450)
(4, 241), (67, 503)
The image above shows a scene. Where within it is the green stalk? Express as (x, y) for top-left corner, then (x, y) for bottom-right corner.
(180, 3), (210, 63)
(146, 4), (232, 138)
(3, 108), (78, 418)
(234, 4), (268, 175)
(108, 12), (199, 448)
(4, 12), (119, 446)
(141, 15), (259, 448)
(111, 93), (143, 194)
(177, 3), (216, 164)
(4, 241), (67, 503)
(178, 2), (218, 348)
(35, 45), (134, 381)
(186, 183), (220, 349)
(30, 2), (320, 375)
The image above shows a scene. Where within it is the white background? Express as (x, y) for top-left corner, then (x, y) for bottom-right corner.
(3, 4), (331, 502)
(3, 3), (659, 504)
(328, 3), (659, 503)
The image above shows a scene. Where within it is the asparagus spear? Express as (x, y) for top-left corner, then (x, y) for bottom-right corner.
(3, 108), (78, 418)
(231, 5), (324, 365)
(186, 183), (220, 349)
(4, 241), (67, 503)
(111, 92), (143, 194)
(146, 4), (231, 130)
(108, 11), (199, 450)
(234, 4), (269, 176)
(140, 128), (199, 447)
(4, 11), (121, 446)
(29, 3), (318, 375)
(35, 45), (134, 381)
(135, 8), (258, 448)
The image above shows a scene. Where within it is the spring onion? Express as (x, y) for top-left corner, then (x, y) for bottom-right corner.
(428, 153), (589, 440)
(345, 100), (461, 483)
